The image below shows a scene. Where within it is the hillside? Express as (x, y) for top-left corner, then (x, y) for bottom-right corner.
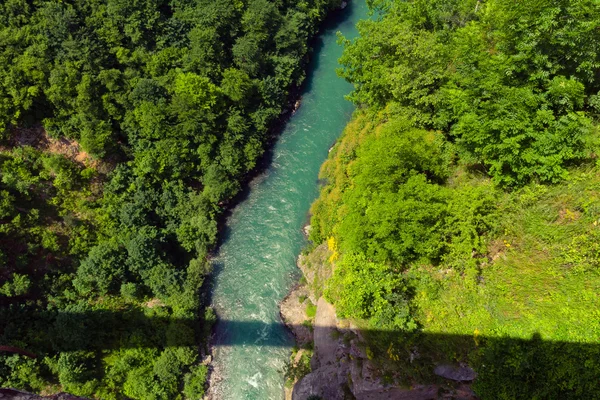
(303, 0), (600, 397)
(0, 0), (344, 398)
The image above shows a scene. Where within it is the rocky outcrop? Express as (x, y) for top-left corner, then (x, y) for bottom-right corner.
(287, 246), (479, 400)
(280, 285), (313, 347)
(290, 297), (480, 400)
(291, 297), (350, 400)
(296, 243), (331, 303)
(0, 389), (87, 400)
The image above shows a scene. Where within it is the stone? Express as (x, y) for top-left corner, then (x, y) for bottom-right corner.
(0, 389), (88, 400)
(434, 365), (477, 382)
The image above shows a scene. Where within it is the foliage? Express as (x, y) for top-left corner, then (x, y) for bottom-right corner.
(305, 302), (317, 319)
(338, 0), (600, 186)
(0, 0), (344, 397)
(306, 0), (600, 397)
(183, 364), (208, 399)
(284, 348), (313, 388)
(325, 253), (415, 331)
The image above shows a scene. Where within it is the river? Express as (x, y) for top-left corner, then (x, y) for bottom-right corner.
(208, 2), (368, 399)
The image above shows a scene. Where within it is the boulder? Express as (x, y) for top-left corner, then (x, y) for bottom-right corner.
(434, 365), (477, 382)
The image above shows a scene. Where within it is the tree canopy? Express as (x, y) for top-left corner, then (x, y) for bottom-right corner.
(308, 0), (600, 397)
(0, 0), (344, 397)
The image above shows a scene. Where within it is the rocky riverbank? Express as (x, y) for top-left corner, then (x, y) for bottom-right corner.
(280, 240), (479, 400)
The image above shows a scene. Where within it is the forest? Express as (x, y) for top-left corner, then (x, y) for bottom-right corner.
(308, 0), (600, 397)
(0, 0), (344, 398)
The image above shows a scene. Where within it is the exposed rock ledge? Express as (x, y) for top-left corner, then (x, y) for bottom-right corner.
(281, 243), (479, 400)
(287, 297), (477, 400)
(280, 284), (313, 348)
(0, 389), (87, 400)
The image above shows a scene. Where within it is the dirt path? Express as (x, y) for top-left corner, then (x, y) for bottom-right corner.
(313, 297), (337, 367)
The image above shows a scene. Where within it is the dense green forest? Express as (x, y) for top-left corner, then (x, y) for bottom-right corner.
(308, 0), (600, 397)
(0, 0), (344, 398)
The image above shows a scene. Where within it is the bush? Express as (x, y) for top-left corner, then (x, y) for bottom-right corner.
(183, 365), (208, 400)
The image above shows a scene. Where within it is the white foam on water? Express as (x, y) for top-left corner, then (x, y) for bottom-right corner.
(246, 372), (263, 388)
(208, 3), (367, 398)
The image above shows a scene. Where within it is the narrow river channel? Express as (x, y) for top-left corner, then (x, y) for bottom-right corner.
(209, 2), (368, 399)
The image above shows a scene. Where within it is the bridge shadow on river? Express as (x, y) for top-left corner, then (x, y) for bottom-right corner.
(2, 309), (597, 349)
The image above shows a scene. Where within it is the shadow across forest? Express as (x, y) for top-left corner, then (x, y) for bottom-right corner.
(2, 308), (598, 350)
(3, 308), (600, 396)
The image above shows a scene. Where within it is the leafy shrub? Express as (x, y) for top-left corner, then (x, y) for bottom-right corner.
(183, 365), (208, 400)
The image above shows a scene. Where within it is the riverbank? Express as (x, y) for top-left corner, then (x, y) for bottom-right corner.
(203, 1), (368, 397)
(280, 243), (479, 400)
(202, 3), (360, 397)
(209, 2), (352, 250)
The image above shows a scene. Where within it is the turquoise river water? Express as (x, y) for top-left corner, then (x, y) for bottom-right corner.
(209, 2), (368, 399)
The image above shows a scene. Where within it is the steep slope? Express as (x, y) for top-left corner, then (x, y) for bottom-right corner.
(300, 0), (600, 398)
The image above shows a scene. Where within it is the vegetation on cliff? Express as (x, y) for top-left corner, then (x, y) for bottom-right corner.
(308, 0), (600, 397)
(0, 0), (344, 398)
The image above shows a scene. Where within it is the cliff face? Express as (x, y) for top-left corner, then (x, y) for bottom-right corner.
(281, 242), (478, 400)
(286, 296), (476, 400)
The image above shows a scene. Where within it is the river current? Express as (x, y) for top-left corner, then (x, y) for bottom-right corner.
(209, 2), (368, 398)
